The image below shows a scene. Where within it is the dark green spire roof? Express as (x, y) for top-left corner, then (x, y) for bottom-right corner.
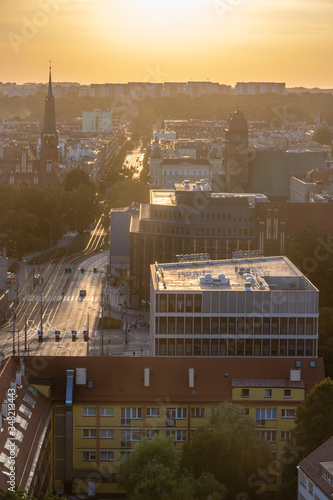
(42, 68), (57, 133)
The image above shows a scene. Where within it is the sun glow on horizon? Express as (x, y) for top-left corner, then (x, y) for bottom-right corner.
(0, 0), (332, 87)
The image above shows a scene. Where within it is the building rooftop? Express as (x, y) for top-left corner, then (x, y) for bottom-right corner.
(299, 436), (333, 498)
(18, 356), (325, 403)
(151, 256), (317, 293)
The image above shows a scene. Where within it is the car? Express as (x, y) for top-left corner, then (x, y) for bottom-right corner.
(79, 289), (86, 297)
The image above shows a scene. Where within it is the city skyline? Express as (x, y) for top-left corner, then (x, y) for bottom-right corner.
(1, 0), (333, 88)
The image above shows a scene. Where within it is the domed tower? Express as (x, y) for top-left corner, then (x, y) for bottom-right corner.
(39, 66), (60, 188)
(150, 136), (164, 186)
(224, 106), (249, 192)
(208, 138), (222, 176)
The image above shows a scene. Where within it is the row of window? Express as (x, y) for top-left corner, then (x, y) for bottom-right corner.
(81, 407), (295, 422)
(255, 408), (296, 420)
(141, 223), (254, 238)
(156, 337), (317, 357)
(80, 429), (293, 455)
(241, 388), (293, 399)
(151, 208), (253, 223)
(155, 315), (317, 336)
(82, 407), (205, 419)
(155, 291), (317, 316)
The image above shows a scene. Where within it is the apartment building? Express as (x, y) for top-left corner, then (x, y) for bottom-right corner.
(0, 356), (324, 497)
(150, 255), (318, 357)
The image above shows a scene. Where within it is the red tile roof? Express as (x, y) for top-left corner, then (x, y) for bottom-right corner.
(299, 436), (333, 497)
(20, 356), (325, 404)
(0, 357), (51, 491)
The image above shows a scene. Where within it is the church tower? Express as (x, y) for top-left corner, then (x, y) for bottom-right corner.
(39, 66), (60, 188)
(224, 106), (249, 192)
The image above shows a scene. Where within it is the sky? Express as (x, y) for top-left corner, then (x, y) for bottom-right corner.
(1, 0), (332, 87)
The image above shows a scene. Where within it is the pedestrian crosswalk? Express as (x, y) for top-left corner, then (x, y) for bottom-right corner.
(23, 294), (101, 303)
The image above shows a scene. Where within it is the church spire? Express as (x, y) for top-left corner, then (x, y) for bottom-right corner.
(42, 63), (57, 133)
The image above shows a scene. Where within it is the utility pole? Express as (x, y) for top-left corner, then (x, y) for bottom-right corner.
(12, 306), (15, 355)
(40, 293), (43, 334)
(101, 288), (104, 355)
(24, 316), (27, 351)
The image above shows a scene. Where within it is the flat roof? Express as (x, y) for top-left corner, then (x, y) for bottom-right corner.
(150, 189), (176, 206)
(151, 256), (318, 292)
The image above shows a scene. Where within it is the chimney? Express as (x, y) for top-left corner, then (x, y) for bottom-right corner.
(10, 380), (17, 394)
(20, 358), (25, 377)
(144, 368), (150, 387)
(2, 401), (8, 418)
(16, 371), (22, 387)
(189, 368), (194, 388)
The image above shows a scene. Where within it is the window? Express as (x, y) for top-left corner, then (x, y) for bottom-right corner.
(296, 361), (302, 368)
(258, 430), (277, 442)
(82, 451), (97, 461)
(166, 408), (187, 420)
(146, 429), (160, 439)
(309, 361), (316, 368)
(121, 430), (142, 447)
(100, 429), (114, 439)
(284, 389), (292, 398)
(281, 431), (292, 440)
(100, 407), (114, 417)
(191, 408), (205, 418)
(241, 408), (250, 417)
(82, 429), (97, 438)
(121, 407), (142, 425)
(146, 408), (160, 418)
(15, 415), (28, 430)
(19, 404), (32, 419)
(308, 481), (313, 495)
(83, 407), (96, 417)
(282, 409), (296, 418)
(256, 408), (277, 421)
(23, 394), (36, 408)
(166, 430), (187, 441)
(264, 389), (272, 398)
(100, 451), (114, 462)
(299, 471), (307, 487)
(27, 385), (38, 397)
(241, 389), (250, 398)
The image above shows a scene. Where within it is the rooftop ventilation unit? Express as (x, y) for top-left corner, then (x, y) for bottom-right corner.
(189, 368), (194, 388)
(200, 273), (213, 285)
(76, 368), (87, 385)
(144, 367), (150, 387)
(2, 401), (8, 418)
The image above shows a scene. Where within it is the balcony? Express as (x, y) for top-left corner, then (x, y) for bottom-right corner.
(256, 419), (266, 427)
(166, 418), (175, 427)
(120, 441), (131, 449)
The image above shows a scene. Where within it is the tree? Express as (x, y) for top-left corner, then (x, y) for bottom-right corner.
(318, 307), (333, 378)
(117, 435), (197, 500)
(287, 225), (333, 308)
(276, 378), (333, 500)
(313, 125), (333, 145)
(182, 403), (270, 500)
(293, 377), (333, 454)
(63, 168), (94, 192)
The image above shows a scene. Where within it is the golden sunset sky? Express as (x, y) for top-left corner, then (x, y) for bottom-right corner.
(1, 0), (332, 87)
